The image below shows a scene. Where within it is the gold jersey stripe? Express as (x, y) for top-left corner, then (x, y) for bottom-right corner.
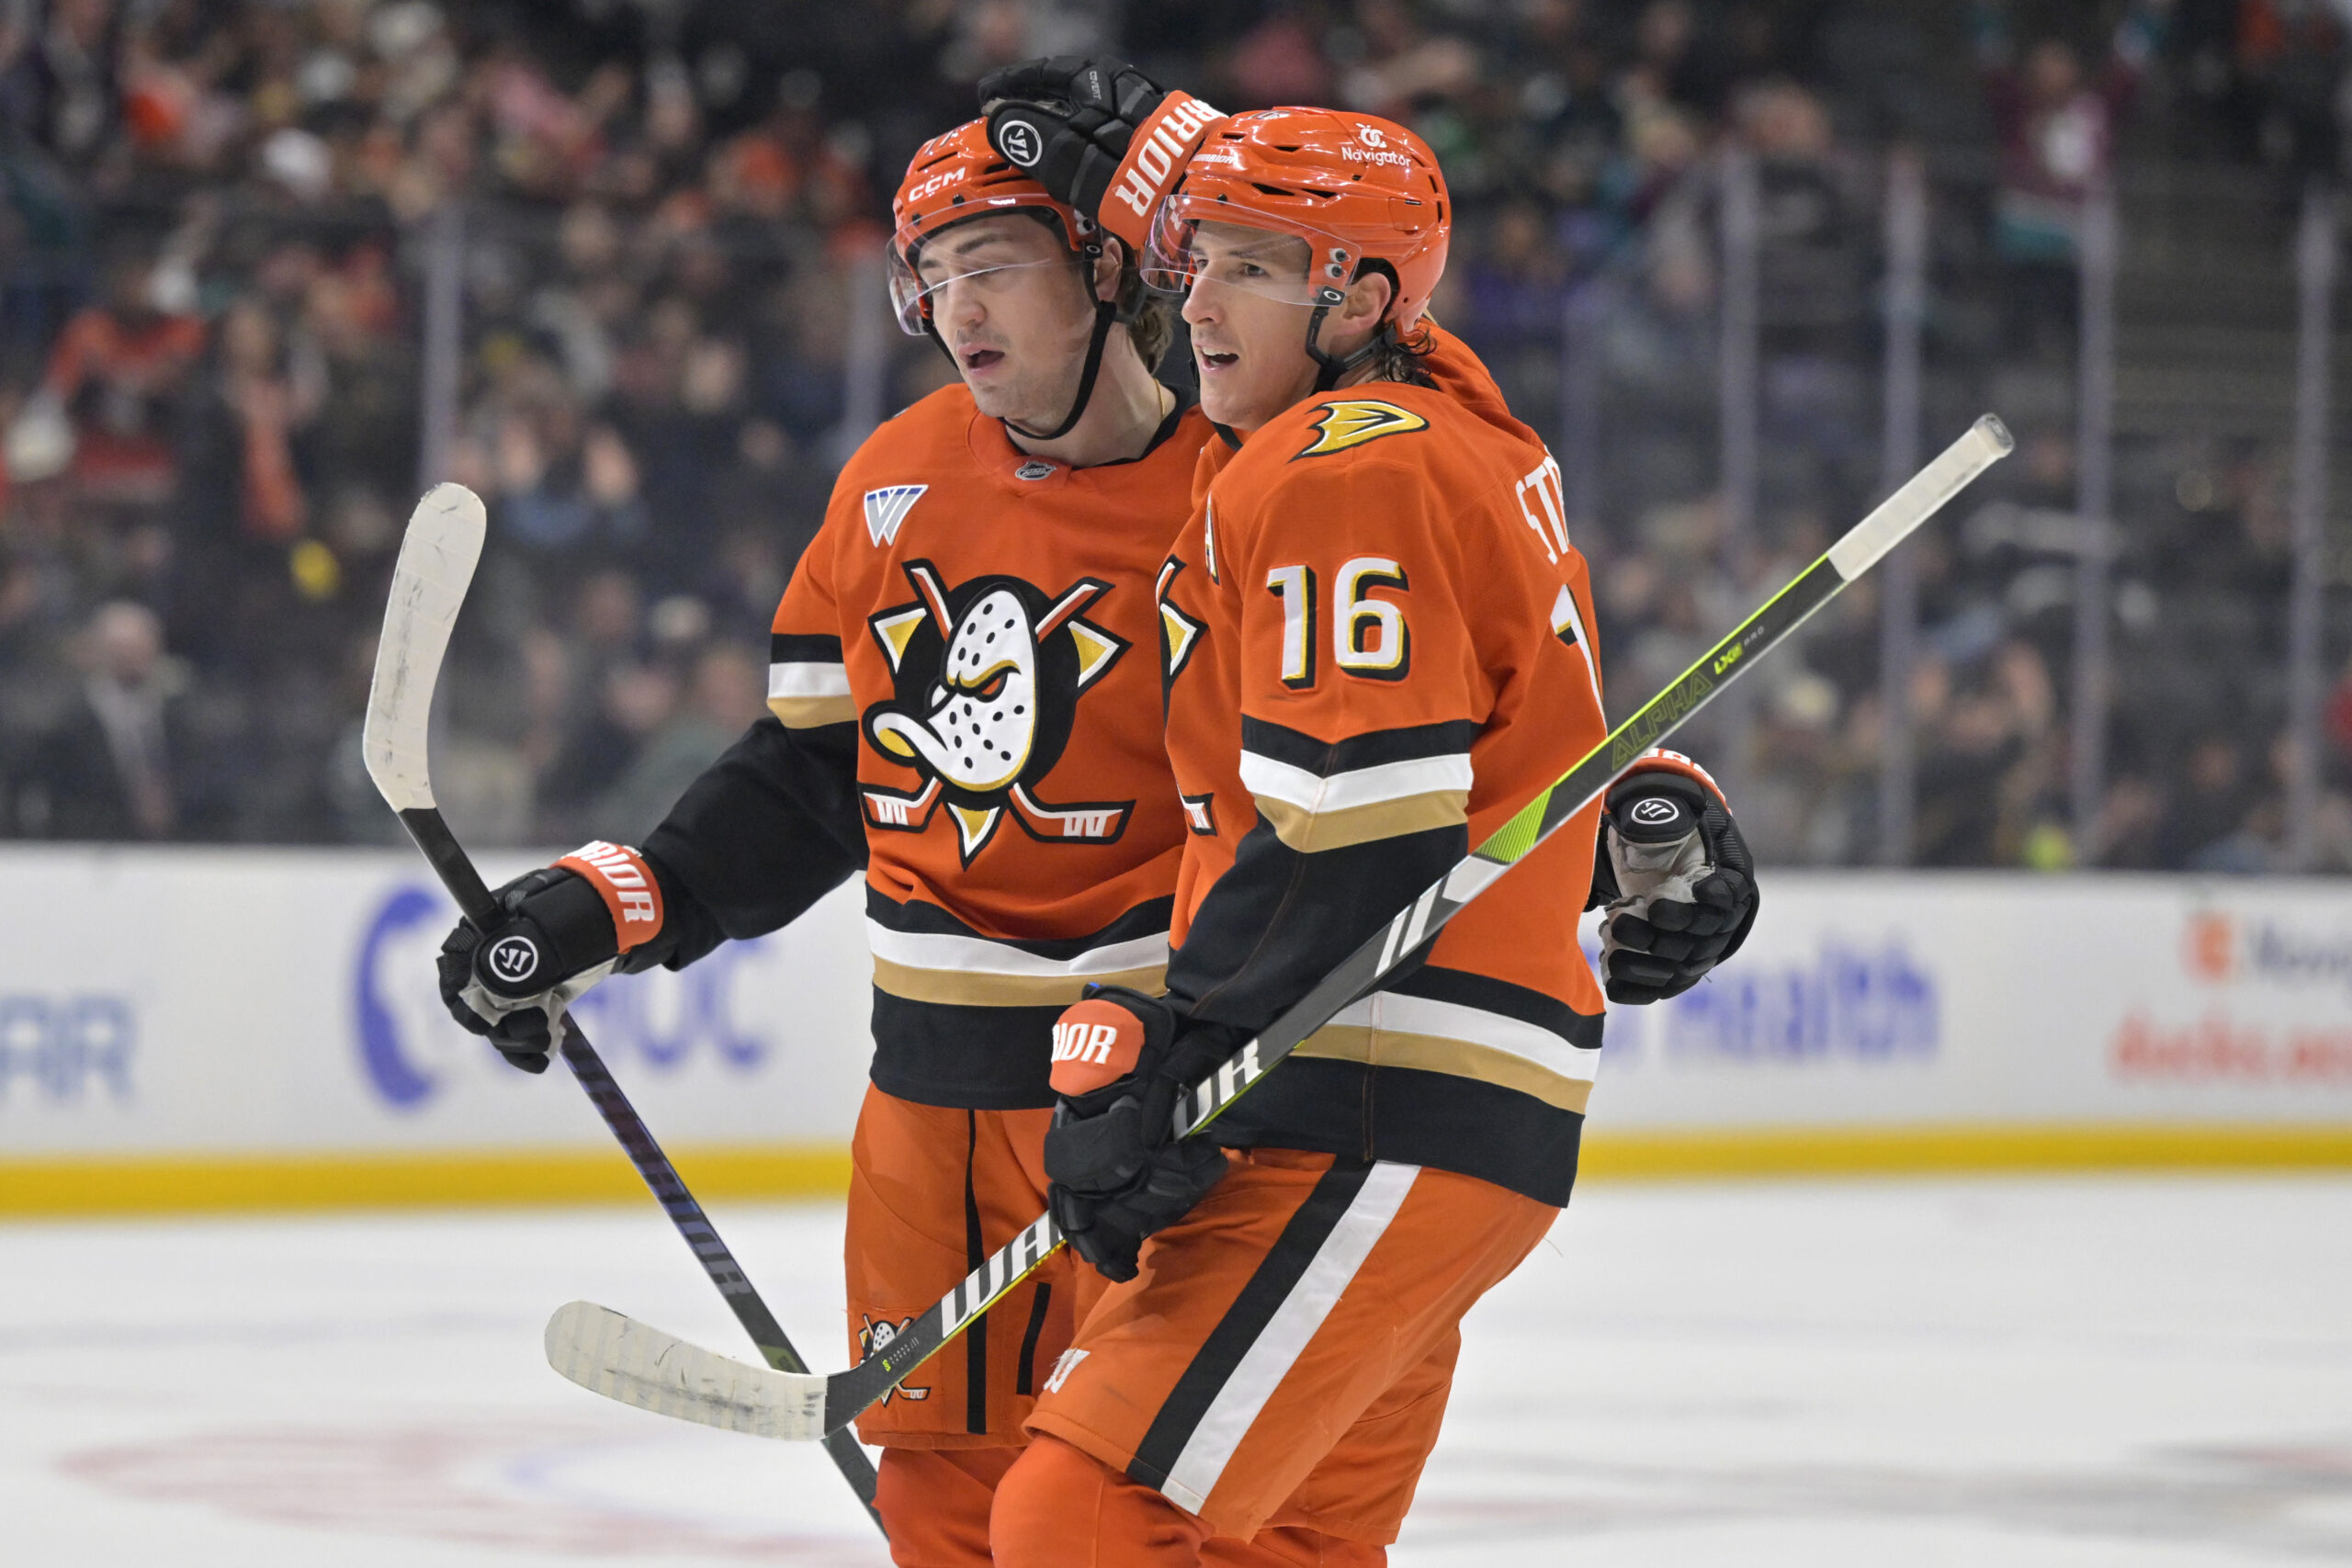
(768, 694), (858, 728)
(1294, 1023), (1595, 1113)
(1255, 788), (1470, 853)
(871, 957), (1170, 1009)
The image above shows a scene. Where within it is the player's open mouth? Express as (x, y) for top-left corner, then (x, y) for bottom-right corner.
(960, 347), (1004, 371)
(1198, 348), (1239, 371)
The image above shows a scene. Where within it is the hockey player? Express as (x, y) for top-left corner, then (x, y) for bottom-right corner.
(975, 74), (1759, 1566)
(435, 119), (1215, 1565)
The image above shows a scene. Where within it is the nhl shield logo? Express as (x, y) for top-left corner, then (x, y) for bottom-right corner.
(861, 560), (1134, 864)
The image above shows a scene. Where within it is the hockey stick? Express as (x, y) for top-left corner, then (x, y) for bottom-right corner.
(544, 413), (2016, 1446)
(363, 483), (885, 1533)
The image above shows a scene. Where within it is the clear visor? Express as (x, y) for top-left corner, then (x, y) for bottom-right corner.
(1140, 196), (1354, 310)
(887, 220), (1082, 336)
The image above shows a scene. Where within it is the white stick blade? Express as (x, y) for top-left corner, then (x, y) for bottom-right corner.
(1826, 413), (2013, 582)
(364, 483), (487, 812)
(543, 1301), (829, 1442)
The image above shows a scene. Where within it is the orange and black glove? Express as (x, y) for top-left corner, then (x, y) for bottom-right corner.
(979, 55), (1223, 250)
(435, 841), (670, 1071)
(1587, 754), (1758, 1004)
(1041, 986), (1237, 1281)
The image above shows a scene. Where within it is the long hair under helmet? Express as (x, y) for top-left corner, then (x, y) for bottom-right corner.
(889, 118), (1121, 442)
(1139, 108), (1449, 390)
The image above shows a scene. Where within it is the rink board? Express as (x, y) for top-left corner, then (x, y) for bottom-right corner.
(1, 850), (2348, 1212)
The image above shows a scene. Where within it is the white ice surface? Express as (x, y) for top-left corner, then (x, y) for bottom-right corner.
(5, 1177), (2349, 1566)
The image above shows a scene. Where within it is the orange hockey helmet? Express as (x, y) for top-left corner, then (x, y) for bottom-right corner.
(1140, 107), (1449, 386)
(889, 118), (1094, 332)
(888, 118), (1121, 441)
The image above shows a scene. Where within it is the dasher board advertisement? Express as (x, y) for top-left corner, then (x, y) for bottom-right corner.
(2, 852), (2347, 1176)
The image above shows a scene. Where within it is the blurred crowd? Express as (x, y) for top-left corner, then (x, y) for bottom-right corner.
(0, 0), (2347, 873)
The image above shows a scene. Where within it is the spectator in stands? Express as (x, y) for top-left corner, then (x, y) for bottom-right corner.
(582, 638), (763, 841)
(32, 250), (205, 506)
(2164, 731), (2261, 866)
(0, 0), (122, 174)
(2232, 0), (2348, 180)
(1629, 0), (1742, 122)
(1973, 0), (2167, 357)
(18, 599), (210, 840)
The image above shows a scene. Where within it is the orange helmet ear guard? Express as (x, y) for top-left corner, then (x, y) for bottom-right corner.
(888, 118), (1126, 443)
(1141, 107), (1450, 389)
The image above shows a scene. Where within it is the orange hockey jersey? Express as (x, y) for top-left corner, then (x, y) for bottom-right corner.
(752, 385), (1209, 1107)
(1157, 329), (1610, 1203)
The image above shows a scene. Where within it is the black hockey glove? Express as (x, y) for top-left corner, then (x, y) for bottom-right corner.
(978, 56), (1222, 248)
(1041, 986), (1237, 1283)
(437, 866), (624, 1071)
(1589, 767), (1758, 1005)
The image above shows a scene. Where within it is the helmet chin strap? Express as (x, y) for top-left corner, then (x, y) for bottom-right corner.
(1304, 303), (1385, 392)
(1004, 296), (1120, 444)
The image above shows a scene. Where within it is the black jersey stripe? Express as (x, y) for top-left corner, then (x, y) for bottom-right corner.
(962, 1111), (989, 1434)
(1126, 1159), (1374, 1494)
(1238, 715), (1480, 776)
(1203, 1057), (1588, 1208)
(1384, 964), (1603, 1051)
(865, 886), (1176, 964)
(1015, 1282), (1053, 1397)
(771, 631), (846, 664)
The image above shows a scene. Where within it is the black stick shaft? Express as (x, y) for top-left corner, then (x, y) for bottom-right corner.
(395, 806), (884, 1532)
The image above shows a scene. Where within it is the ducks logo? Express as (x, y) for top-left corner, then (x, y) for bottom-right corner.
(861, 560), (1134, 863)
(856, 1314), (931, 1404)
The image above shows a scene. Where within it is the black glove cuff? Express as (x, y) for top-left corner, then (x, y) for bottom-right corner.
(522, 869), (619, 968)
(1605, 771), (1711, 846)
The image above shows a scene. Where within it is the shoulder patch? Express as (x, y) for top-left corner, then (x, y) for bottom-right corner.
(1294, 400), (1429, 459)
(864, 485), (926, 547)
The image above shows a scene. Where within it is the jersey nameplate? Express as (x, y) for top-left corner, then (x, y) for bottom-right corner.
(1294, 400), (1429, 459)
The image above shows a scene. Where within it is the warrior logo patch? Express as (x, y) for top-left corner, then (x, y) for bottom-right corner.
(856, 1314), (931, 1404)
(865, 484), (927, 547)
(1294, 400), (1429, 459)
(862, 559), (1134, 863)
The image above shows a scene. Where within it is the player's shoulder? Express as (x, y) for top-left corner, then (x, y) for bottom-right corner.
(1216, 379), (1518, 515)
(834, 382), (980, 488)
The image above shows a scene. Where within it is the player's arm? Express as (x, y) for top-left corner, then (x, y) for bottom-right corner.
(436, 522), (867, 1072)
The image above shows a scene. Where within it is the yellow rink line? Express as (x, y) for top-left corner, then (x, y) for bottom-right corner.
(5, 1124), (2352, 1218)
(0, 1145), (853, 1218)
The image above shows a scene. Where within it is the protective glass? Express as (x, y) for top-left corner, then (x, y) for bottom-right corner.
(1140, 194), (1354, 310)
(887, 219), (1080, 335)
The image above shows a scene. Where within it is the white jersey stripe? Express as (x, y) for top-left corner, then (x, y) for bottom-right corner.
(864, 921), (1170, 980)
(1325, 992), (1600, 1083)
(1159, 1162), (1420, 1515)
(767, 660), (852, 701)
(1238, 750), (1473, 817)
